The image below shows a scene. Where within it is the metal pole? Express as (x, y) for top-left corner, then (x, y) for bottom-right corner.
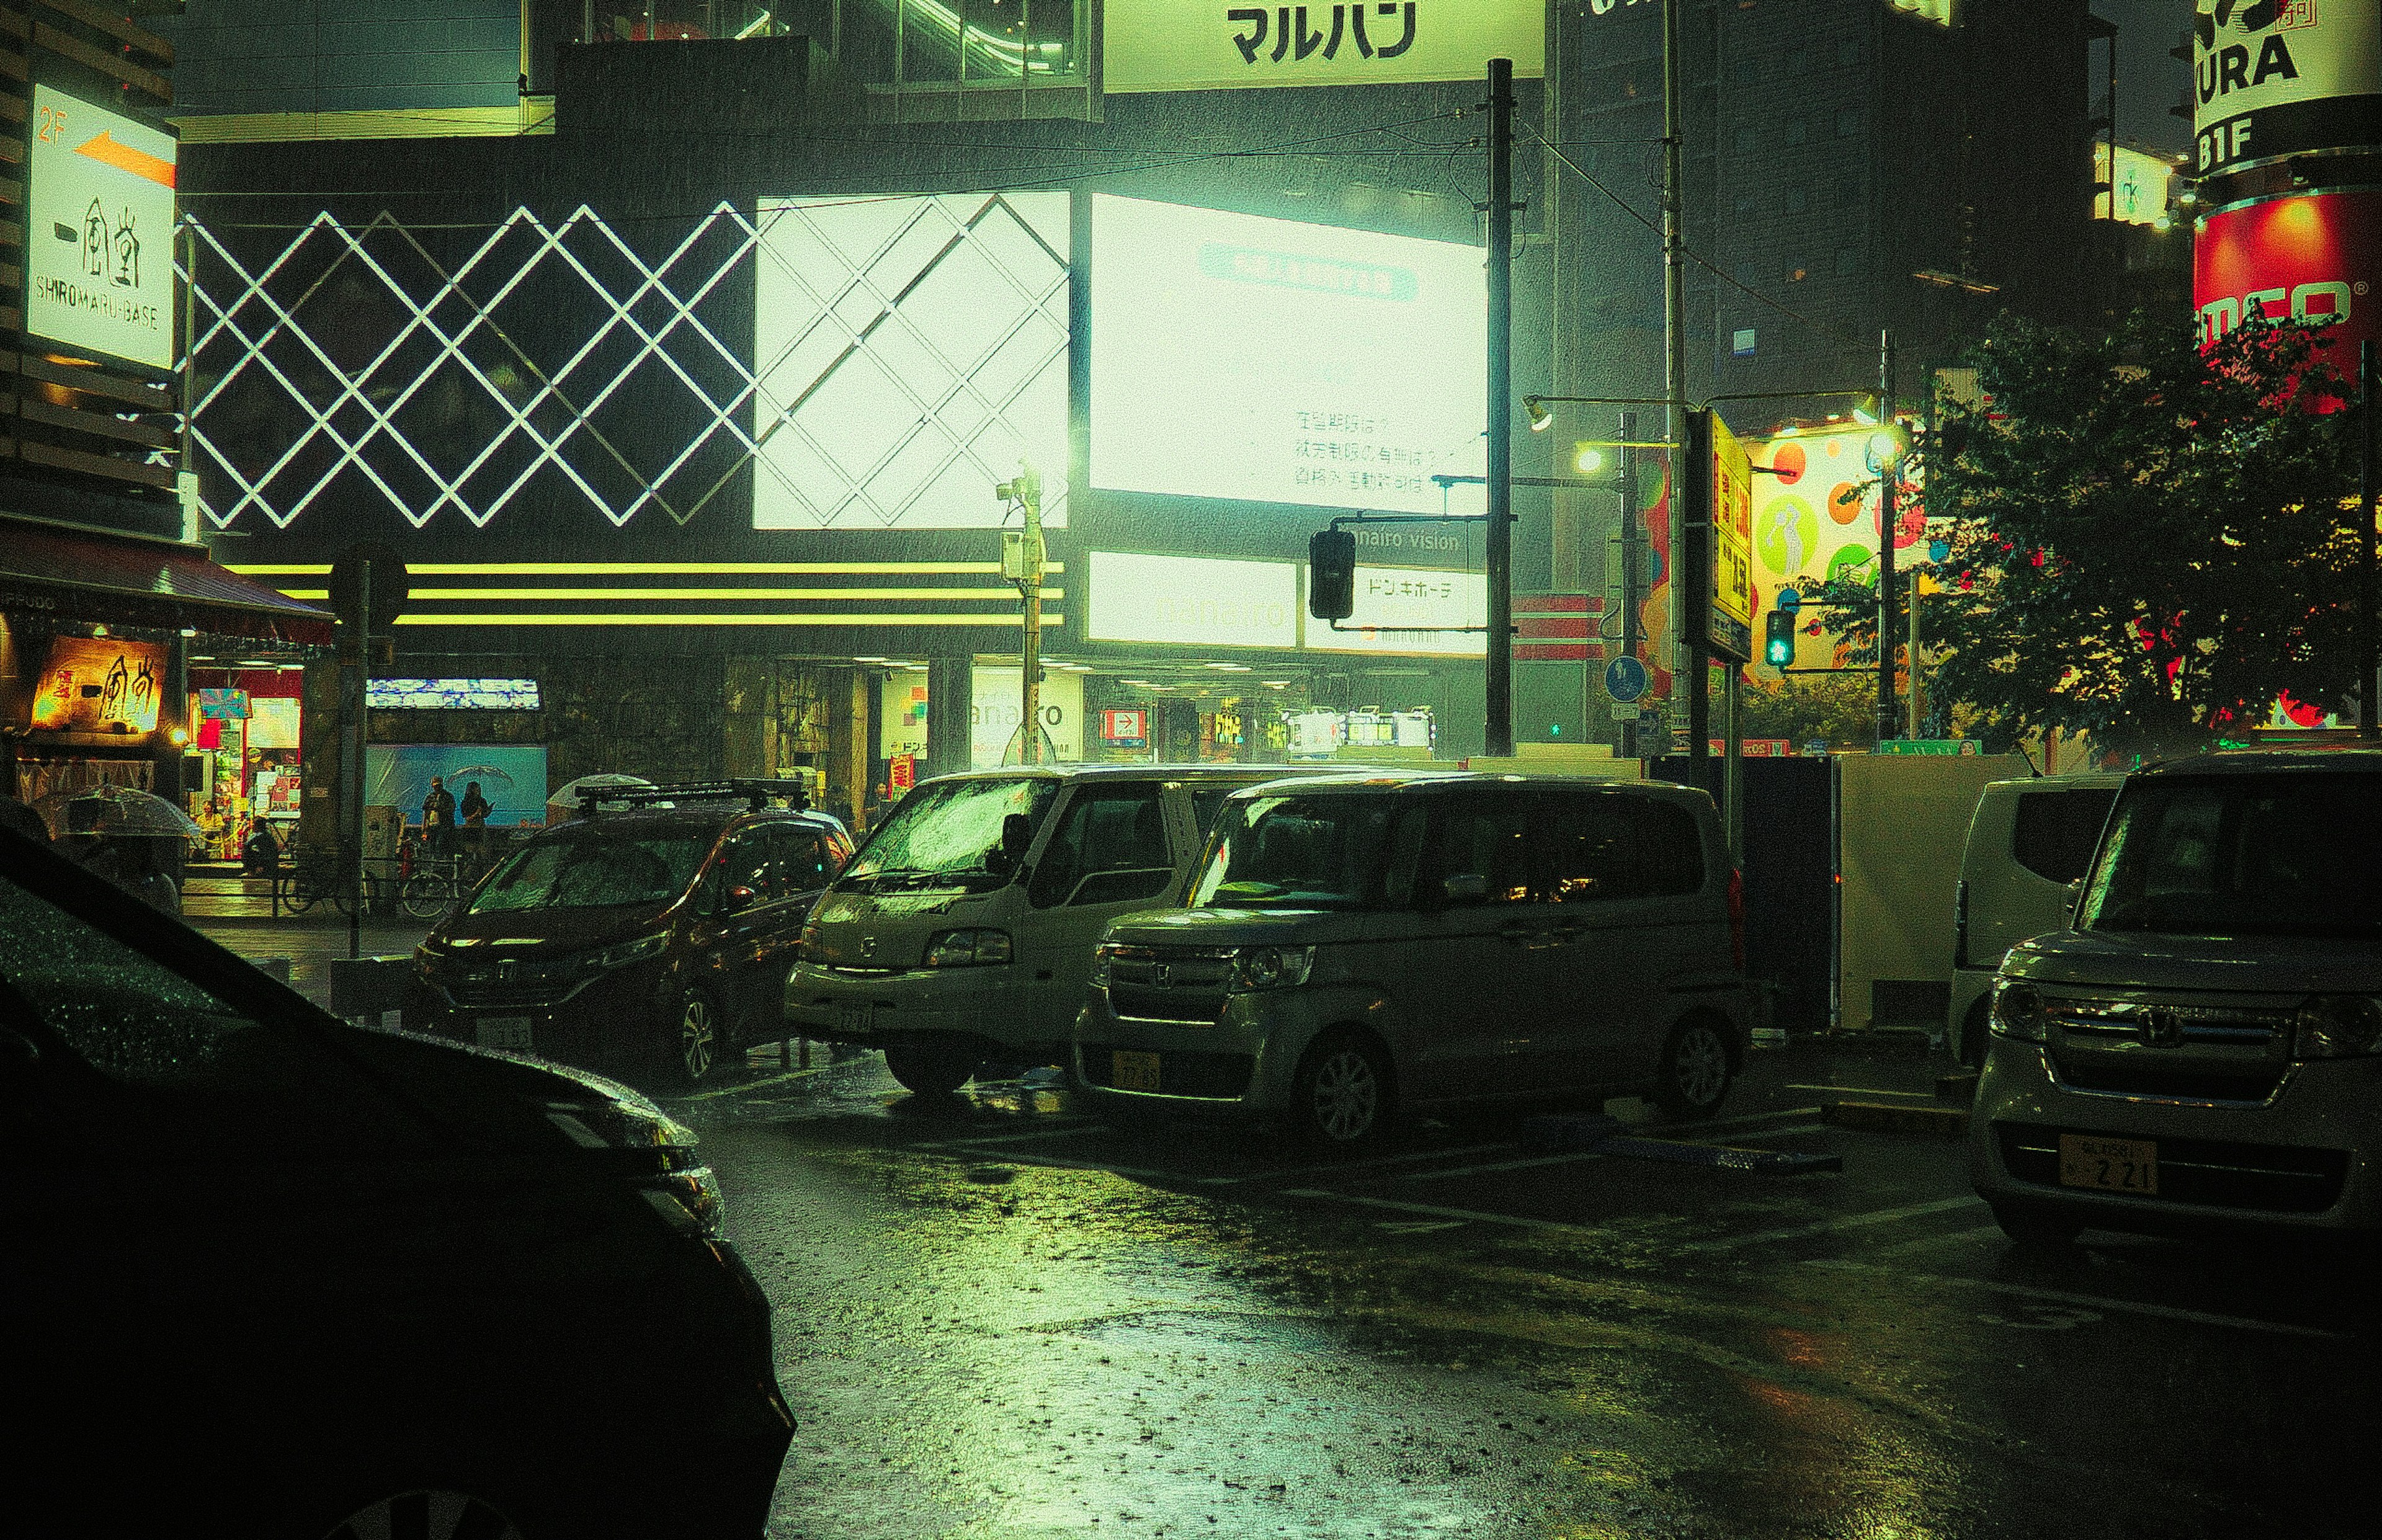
(347, 563), (368, 961)
(1485, 56), (1515, 759)
(2363, 339), (2377, 741)
(1019, 469), (1045, 764)
(1661, 0), (1690, 752)
(1907, 568), (1923, 738)
(1619, 409), (1641, 759)
(1876, 330), (1899, 745)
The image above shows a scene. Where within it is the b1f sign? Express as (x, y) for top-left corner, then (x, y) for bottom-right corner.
(2195, 190), (2378, 370)
(2193, 0), (2380, 176)
(25, 86), (177, 372)
(1104, 0), (1543, 93)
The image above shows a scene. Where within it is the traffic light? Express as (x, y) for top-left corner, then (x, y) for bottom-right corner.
(1764, 608), (1796, 668)
(1309, 528), (1356, 620)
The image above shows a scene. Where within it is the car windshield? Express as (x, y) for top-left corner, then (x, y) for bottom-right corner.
(844, 777), (1059, 890)
(2080, 772), (2382, 938)
(467, 828), (712, 914)
(1190, 794), (1417, 910)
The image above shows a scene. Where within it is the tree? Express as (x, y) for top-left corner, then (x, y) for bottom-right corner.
(1737, 672), (1879, 749)
(1825, 310), (2361, 759)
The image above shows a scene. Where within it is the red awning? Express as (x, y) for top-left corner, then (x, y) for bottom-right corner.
(0, 517), (332, 646)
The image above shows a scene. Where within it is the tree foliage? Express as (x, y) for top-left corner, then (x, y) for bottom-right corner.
(1855, 311), (2362, 758)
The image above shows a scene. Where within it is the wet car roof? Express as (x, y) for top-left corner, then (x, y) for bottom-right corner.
(540, 804), (838, 836)
(1224, 769), (1711, 800)
(2137, 750), (2382, 777)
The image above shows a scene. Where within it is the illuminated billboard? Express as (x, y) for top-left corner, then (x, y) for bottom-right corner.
(1744, 426), (1899, 674)
(1104, 0), (1543, 94)
(1314, 566), (1486, 656)
(1087, 551), (1301, 648)
(25, 85), (178, 371)
(31, 636), (164, 735)
(2095, 144), (2177, 226)
(2195, 190), (2379, 367)
(1089, 195), (1486, 515)
(753, 194), (1069, 530)
(2193, 0), (2380, 176)
(1706, 414), (1755, 664)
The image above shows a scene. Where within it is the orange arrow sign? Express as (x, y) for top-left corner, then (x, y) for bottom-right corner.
(73, 131), (176, 190)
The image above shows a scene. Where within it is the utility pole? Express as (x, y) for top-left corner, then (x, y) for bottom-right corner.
(1662, 0), (1693, 756)
(1619, 408), (1642, 758)
(345, 561), (368, 961)
(2363, 340), (2377, 741)
(1485, 56), (1516, 759)
(1000, 464), (1045, 764)
(1876, 330), (1899, 746)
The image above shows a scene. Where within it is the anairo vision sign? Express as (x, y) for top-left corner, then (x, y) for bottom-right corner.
(2193, 0), (2381, 176)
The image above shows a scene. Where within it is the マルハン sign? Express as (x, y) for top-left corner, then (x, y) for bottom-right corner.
(25, 85), (177, 372)
(2193, 0), (2381, 176)
(1104, 0), (1543, 93)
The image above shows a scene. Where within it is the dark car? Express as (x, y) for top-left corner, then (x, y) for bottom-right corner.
(0, 824), (793, 1538)
(404, 781), (850, 1087)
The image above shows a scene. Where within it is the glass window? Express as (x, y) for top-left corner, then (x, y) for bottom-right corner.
(846, 776), (1059, 891)
(468, 829), (711, 914)
(1782, 118), (1808, 146)
(1190, 787), (1241, 836)
(1027, 784), (1172, 909)
(1422, 791), (1537, 906)
(1191, 794), (1421, 910)
(2082, 774), (2382, 937)
(2010, 788), (2118, 884)
(1542, 793), (1705, 902)
(767, 824), (842, 894)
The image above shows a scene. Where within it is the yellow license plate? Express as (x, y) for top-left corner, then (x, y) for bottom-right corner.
(1112, 1049), (1162, 1092)
(2058, 1134), (2157, 1195)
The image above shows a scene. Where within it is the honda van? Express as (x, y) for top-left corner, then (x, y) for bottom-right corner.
(1948, 774), (2121, 1065)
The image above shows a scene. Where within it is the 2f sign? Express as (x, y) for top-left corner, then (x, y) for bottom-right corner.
(25, 84), (178, 372)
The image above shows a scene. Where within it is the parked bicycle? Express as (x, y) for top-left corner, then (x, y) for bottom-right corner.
(274, 846), (355, 917)
(399, 853), (475, 920)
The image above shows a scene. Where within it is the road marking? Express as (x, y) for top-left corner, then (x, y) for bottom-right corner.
(679, 1065), (838, 1101)
(1785, 1084), (1936, 1098)
(1674, 1106), (1825, 1136)
(1376, 1219), (1468, 1234)
(958, 1149), (1192, 1182)
(911, 1121), (1102, 1150)
(1278, 1188), (1594, 1234)
(1806, 1260), (2349, 1339)
(1680, 1195), (1984, 1253)
(1398, 1150), (1608, 1183)
(1235, 1143), (1513, 1184)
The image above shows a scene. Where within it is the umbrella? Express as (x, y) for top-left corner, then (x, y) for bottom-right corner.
(546, 773), (656, 822)
(33, 785), (206, 843)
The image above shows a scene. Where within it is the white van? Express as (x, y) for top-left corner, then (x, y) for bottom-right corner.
(1948, 774), (2122, 1065)
(783, 765), (1351, 1093)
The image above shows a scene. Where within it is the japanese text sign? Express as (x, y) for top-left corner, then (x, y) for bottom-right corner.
(1104, 0), (1543, 94)
(26, 85), (177, 371)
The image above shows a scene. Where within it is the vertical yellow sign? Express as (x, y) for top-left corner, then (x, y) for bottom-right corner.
(1707, 413), (1756, 661)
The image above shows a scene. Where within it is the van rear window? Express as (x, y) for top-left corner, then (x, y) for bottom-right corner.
(2010, 788), (2117, 884)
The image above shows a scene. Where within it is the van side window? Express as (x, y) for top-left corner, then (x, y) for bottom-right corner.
(1190, 788), (1239, 835)
(1542, 794), (1705, 901)
(1423, 792), (1536, 904)
(1028, 785), (1172, 909)
(767, 824), (841, 894)
(2012, 789), (2118, 884)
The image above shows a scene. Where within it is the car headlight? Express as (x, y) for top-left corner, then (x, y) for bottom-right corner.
(584, 932), (670, 975)
(543, 1092), (722, 1239)
(2295, 995), (2382, 1059)
(925, 928), (1014, 967)
(1989, 979), (2046, 1043)
(1091, 941), (1119, 989)
(796, 917), (823, 962)
(1230, 945), (1315, 992)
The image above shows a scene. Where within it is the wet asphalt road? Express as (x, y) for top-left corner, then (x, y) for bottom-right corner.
(197, 912), (2372, 1540)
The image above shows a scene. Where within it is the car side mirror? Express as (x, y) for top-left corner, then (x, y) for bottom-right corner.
(723, 884), (758, 914)
(1437, 873), (1490, 906)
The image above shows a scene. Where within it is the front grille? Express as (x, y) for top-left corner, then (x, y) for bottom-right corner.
(1079, 1041), (1255, 1100)
(2045, 995), (2291, 1103)
(1996, 1122), (2349, 1213)
(1104, 946), (1235, 1026)
(441, 976), (584, 1009)
(2053, 1061), (2285, 1104)
(2049, 998), (2290, 1046)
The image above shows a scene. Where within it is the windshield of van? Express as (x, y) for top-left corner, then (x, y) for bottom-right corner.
(844, 777), (1059, 891)
(468, 828), (712, 914)
(1190, 794), (1419, 910)
(2079, 772), (2382, 938)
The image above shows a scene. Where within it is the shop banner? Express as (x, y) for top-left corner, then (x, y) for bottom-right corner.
(1105, 0), (1543, 94)
(2193, 0), (2381, 175)
(25, 84), (177, 370)
(31, 636), (163, 735)
(2195, 189), (2381, 372)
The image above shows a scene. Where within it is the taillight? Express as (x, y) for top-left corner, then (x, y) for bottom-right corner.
(1726, 868), (1746, 973)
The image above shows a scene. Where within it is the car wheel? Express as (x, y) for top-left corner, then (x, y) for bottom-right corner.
(884, 1038), (977, 1096)
(1989, 1199), (2082, 1251)
(674, 989), (725, 1085)
(1651, 1016), (1734, 1121)
(1291, 1032), (1393, 1150)
(319, 1489), (522, 1540)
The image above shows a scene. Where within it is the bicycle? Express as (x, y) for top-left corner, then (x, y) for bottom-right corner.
(275, 847), (356, 917)
(399, 853), (471, 920)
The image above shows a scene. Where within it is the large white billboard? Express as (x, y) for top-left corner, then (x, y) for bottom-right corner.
(1087, 550), (1301, 648)
(753, 193), (1069, 530)
(1104, 0), (1543, 94)
(2193, 0), (2381, 175)
(26, 85), (177, 371)
(1089, 195), (1486, 515)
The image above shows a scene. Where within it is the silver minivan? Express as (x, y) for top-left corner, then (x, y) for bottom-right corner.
(1948, 775), (2122, 1066)
(785, 764), (1353, 1094)
(1075, 772), (1752, 1146)
(1971, 751), (2382, 1246)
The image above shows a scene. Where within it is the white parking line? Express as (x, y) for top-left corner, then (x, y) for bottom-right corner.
(1680, 1196), (1984, 1253)
(912, 1122), (1102, 1151)
(1398, 1150), (1608, 1183)
(1234, 1143), (1514, 1185)
(1868, 1224), (2005, 1258)
(1278, 1189), (1594, 1234)
(1805, 1259), (2349, 1339)
(1785, 1084), (1937, 1098)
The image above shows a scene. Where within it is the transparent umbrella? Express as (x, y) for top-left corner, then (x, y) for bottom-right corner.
(546, 773), (656, 823)
(33, 785), (205, 843)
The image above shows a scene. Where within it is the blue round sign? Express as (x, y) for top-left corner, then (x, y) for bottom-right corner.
(1604, 655), (1649, 704)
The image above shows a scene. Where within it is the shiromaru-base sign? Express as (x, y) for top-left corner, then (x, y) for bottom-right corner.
(1104, 0), (1543, 93)
(25, 85), (177, 372)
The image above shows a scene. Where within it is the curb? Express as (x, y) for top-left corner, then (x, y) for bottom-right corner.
(1822, 1100), (1971, 1137)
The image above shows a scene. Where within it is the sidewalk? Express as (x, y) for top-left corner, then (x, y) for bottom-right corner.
(191, 910), (432, 1012)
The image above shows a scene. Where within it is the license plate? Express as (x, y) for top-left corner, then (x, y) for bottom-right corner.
(2058, 1134), (2157, 1195)
(1112, 1049), (1162, 1092)
(475, 1016), (534, 1053)
(837, 1004), (872, 1035)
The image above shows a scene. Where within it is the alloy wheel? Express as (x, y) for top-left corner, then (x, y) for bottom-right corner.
(1309, 1047), (1380, 1142)
(679, 994), (717, 1081)
(1672, 1023), (1729, 1110)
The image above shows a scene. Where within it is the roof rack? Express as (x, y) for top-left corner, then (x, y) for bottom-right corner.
(576, 778), (811, 814)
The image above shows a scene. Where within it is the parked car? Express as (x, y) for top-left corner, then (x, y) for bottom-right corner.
(0, 823), (793, 1538)
(406, 781), (850, 1085)
(1074, 771), (1752, 1147)
(785, 764), (1358, 1094)
(1947, 773), (2122, 1065)
(1971, 750), (2382, 1248)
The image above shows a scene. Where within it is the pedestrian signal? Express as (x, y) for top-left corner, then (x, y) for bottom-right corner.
(1764, 608), (1796, 668)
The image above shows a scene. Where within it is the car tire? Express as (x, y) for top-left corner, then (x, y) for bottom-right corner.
(1651, 1015), (1735, 1121)
(1989, 1199), (2082, 1251)
(318, 1488), (524, 1540)
(1290, 1031), (1394, 1151)
(673, 989), (725, 1085)
(884, 1038), (978, 1096)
